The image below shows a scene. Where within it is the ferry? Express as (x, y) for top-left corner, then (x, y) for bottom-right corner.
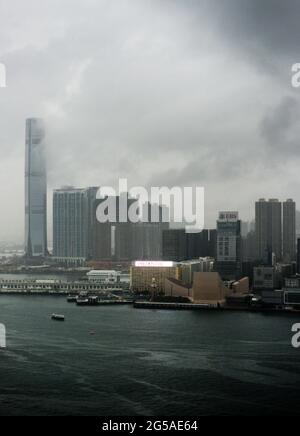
(51, 314), (65, 321)
(67, 295), (77, 303)
(76, 296), (98, 306)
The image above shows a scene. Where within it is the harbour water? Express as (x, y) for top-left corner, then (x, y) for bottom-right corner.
(0, 295), (300, 416)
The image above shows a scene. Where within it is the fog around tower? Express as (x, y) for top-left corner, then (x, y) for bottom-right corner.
(0, 0), (300, 243)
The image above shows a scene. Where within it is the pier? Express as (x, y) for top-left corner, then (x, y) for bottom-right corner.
(0, 278), (129, 295)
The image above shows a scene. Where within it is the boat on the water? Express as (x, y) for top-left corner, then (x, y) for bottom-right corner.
(51, 314), (65, 321)
(67, 295), (77, 303)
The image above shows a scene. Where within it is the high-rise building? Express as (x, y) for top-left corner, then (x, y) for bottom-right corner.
(131, 202), (168, 261)
(255, 199), (282, 263)
(85, 186), (99, 259)
(92, 198), (169, 262)
(187, 230), (216, 259)
(208, 229), (217, 258)
(111, 195), (137, 262)
(162, 228), (217, 262)
(25, 118), (48, 258)
(283, 199), (296, 262)
(53, 187), (97, 263)
(162, 229), (187, 261)
(215, 211), (241, 280)
(133, 222), (166, 260)
(92, 198), (113, 261)
(297, 238), (300, 274)
(92, 195), (134, 262)
(241, 230), (256, 262)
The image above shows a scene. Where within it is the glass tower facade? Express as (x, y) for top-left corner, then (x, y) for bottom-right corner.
(25, 118), (48, 257)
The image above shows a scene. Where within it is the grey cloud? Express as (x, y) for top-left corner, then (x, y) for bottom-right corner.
(0, 0), (300, 241)
(260, 96), (300, 154)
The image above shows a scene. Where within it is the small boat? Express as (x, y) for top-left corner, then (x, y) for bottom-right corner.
(76, 298), (90, 306)
(67, 295), (77, 303)
(51, 313), (65, 321)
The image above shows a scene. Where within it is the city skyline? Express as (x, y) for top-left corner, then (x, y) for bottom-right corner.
(2, 0), (300, 420)
(1, 1), (300, 242)
(4, 113), (299, 247)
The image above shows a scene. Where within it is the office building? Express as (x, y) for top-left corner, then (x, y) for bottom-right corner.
(92, 195), (130, 261)
(253, 266), (278, 291)
(162, 229), (187, 261)
(283, 199), (296, 262)
(241, 230), (256, 262)
(283, 276), (300, 306)
(215, 211), (241, 280)
(133, 222), (166, 260)
(25, 118), (48, 258)
(86, 186), (99, 259)
(162, 228), (216, 262)
(129, 202), (168, 261)
(53, 187), (97, 263)
(92, 196), (112, 261)
(255, 199), (282, 263)
(92, 196), (166, 262)
(297, 238), (300, 274)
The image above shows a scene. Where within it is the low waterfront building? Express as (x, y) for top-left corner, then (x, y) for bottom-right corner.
(87, 270), (120, 283)
(283, 276), (300, 307)
(191, 272), (230, 305)
(261, 290), (284, 308)
(165, 272), (230, 305)
(180, 258), (214, 286)
(232, 277), (249, 294)
(253, 266), (278, 291)
(0, 278), (127, 293)
(87, 270), (130, 287)
(130, 261), (181, 294)
(164, 278), (192, 299)
(51, 256), (86, 268)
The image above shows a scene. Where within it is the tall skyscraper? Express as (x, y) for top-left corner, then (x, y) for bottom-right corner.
(215, 211), (241, 279)
(283, 199), (296, 262)
(25, 118), (48, 258)
(255, 199), (282, 263)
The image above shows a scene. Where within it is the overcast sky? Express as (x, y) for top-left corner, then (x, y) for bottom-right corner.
(0, 0), (300, 243)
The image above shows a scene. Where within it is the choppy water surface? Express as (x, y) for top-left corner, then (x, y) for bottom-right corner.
(0, 295), (299, 416)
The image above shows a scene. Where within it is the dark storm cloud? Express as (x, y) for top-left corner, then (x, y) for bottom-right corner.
(260, 96), (300, 151)
(0, 0), (300, 240)
(171, 0), (300, 60)
(213, 0), (300, 58)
